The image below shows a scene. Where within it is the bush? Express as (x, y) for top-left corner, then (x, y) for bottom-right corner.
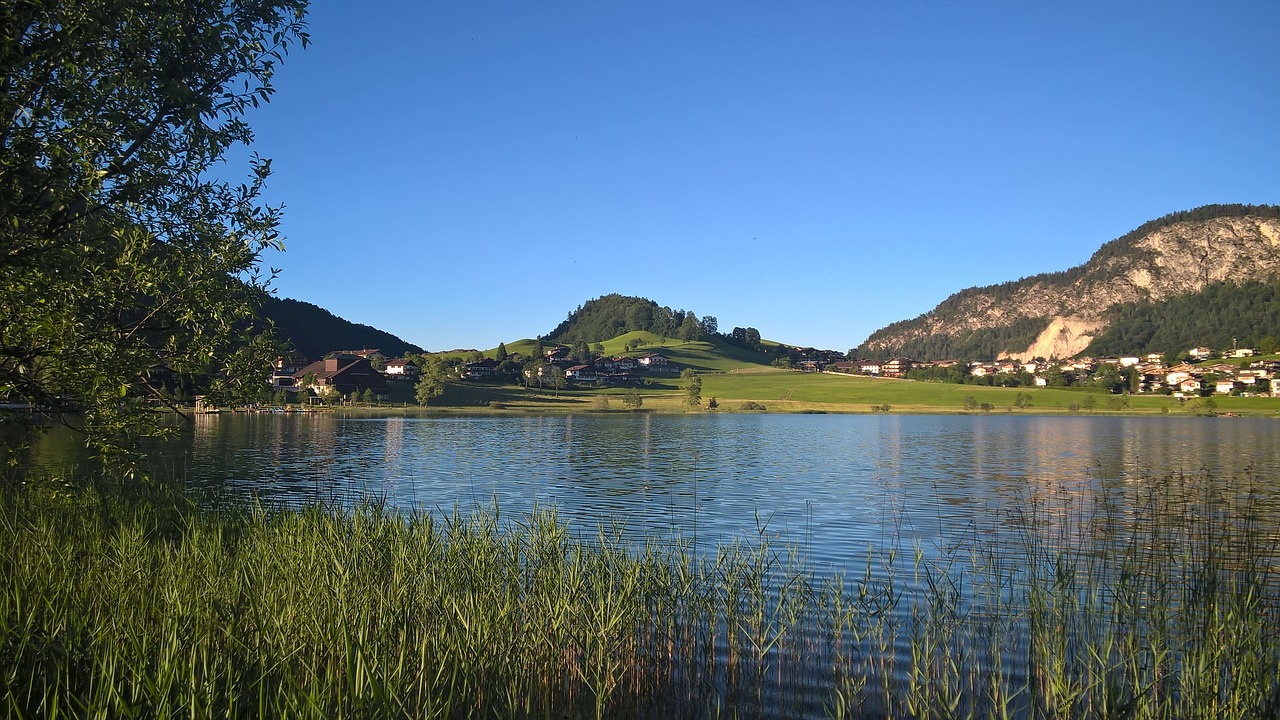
(740, 401), (767, 411)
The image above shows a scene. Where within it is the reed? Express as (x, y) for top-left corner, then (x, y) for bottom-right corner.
(1, 470), (1278, 718)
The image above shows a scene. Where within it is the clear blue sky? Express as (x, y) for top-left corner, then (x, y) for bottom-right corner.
(244, 1), (1279, 353)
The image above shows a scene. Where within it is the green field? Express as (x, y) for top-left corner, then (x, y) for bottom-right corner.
(395, 337), (1280, 416)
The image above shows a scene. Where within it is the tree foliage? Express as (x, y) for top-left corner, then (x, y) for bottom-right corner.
(545, 294), (715, 345)
(414, 358), (448, 406)
(260, 297), (422, 360)
(0, 0), (310, 467)
(1085, 279), (1280, 357)
(680, 368), (702, 409)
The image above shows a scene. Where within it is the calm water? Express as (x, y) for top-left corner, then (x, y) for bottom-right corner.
(30, 412), (1280, 571)
(20, 412), (1280, 716)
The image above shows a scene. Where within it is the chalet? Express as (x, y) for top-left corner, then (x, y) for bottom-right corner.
(1166, 370), (1193, 386)
(565, 364), (597, 381)
(1228, 348), (1257, 358)
(1215, 379), (1241, 395)
(637, 353), (672, 371)
(545, 345), (571, 362)
(882, 358), (913, 377)
(293, 354), (387, 396)
(1178, 378), (1203, 395)
(333, 348), (386, 366)
(599, 356), (639, 372)
(383, 358), (418, 380)
(1187, 347), (1213, 361)
(271, 353), (308, 388)
(829, 361), (856, 373)
(855, 360), (882, 375)
(1139, 373), (1166, 393)
(1119, 356), (1141, 367)
(460, 358), (497, 380)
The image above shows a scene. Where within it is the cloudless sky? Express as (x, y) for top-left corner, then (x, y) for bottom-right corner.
(242, 1), (1279, 353)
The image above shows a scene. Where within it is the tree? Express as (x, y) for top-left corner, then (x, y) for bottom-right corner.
(701, 316), (719, 336)
(622, 389), (643, 409)
(678, 314), (704, 342)
(0, 0), (310, 468)
(680, 368), (702, 409)
(415, 359), (448, 406)
(495, 342), (508, 362)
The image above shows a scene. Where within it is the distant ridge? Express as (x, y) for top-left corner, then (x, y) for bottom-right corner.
(261, 297), (424, 360)
(857, 204), (1280, 361)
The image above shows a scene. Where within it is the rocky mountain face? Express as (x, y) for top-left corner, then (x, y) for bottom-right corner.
(858, 207), (1280, 361)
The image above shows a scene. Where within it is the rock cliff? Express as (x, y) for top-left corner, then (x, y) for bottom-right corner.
(857, 206), (1280, 360)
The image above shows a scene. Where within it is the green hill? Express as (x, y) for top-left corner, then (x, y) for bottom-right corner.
(546, 294), (714, 345)
(261, 297), (424, 360)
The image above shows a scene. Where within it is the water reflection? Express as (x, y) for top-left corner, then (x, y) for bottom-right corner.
(26, 413), (1280, 575)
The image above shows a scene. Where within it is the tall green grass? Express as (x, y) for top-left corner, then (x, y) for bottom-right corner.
(1, 472), (1278, 718)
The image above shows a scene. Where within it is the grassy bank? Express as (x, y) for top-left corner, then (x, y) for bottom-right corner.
(3, 474), (1279, 718)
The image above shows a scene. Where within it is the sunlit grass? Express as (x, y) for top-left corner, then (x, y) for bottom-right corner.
(4, 473), (1277, 718)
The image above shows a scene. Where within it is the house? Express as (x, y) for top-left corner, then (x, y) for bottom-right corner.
(637, 353), (672, 371)
(1215, 379), (1241, 395)
(383, 358), (418, 380)
(271, 353), (308, 388)
(1119, 356), (1141, 367)
(600, 356), (639, 372)
(1228, 348), (1257, 358)
(1187, 347), (1213, 361)
(545, 345), (571, 362)
(333, 348), (386, 366)
(882, 358), (913, 377)
(855, 360), (882, 375)
(460, 358), (497, 380)
(1179, 378), (1202, 395)
(293, 354), (387, 397)
(565, 364), (597, 381)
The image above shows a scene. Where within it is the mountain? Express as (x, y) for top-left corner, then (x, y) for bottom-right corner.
(857, 204), (1280, 361)
(260, 297), (424, 360)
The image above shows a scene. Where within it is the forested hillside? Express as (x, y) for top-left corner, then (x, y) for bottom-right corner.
(261, 298), (424, 360)
(858, 204), (1280, 361)
(546, 294), (716, 345)
(1085, 279), (1280, 357)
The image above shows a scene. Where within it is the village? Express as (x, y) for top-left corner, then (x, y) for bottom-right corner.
(828, 346), (1280, 398)
(261, 340), (1280, 406)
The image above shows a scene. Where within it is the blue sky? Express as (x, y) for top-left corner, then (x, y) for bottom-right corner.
(244, 1), (1279, 353)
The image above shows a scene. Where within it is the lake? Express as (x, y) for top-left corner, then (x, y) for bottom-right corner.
(29, 412), (1280, 570)
(18, 411), (1280, 717)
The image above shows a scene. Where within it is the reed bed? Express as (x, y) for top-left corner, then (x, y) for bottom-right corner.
(1, 472), (1278, 719)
